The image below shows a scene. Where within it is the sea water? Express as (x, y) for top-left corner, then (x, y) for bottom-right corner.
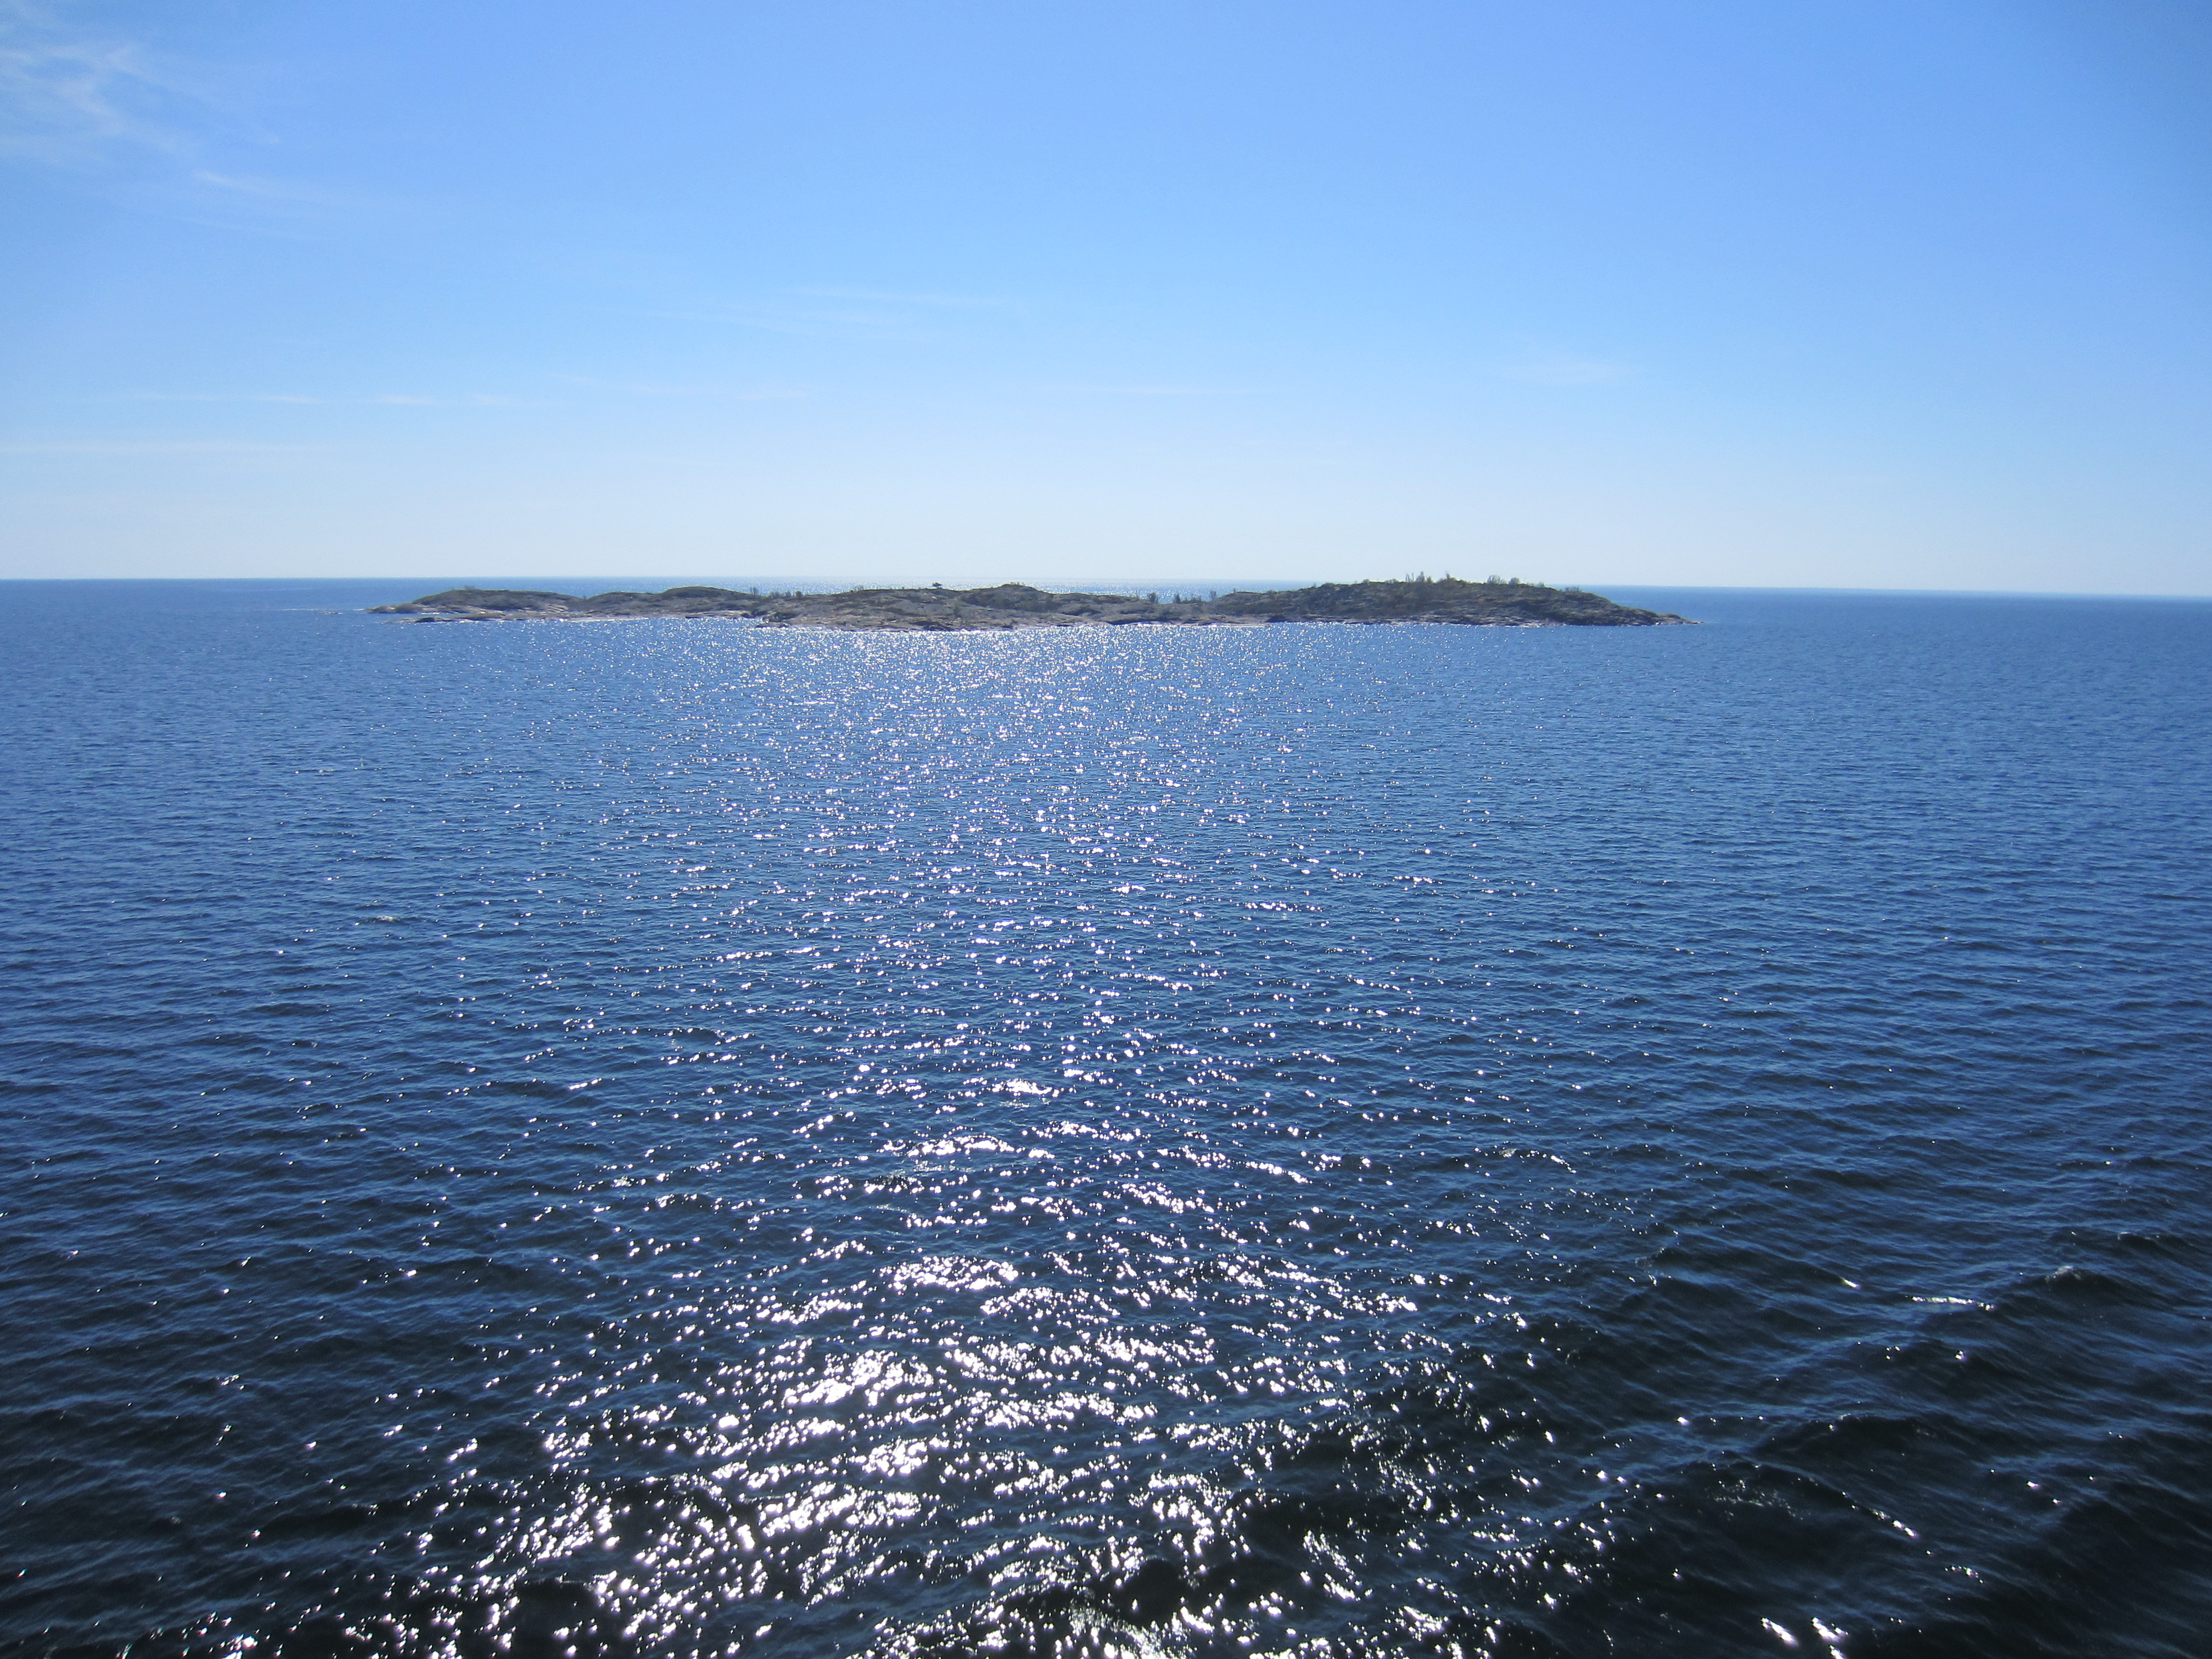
(3, 581), (2208, 1658)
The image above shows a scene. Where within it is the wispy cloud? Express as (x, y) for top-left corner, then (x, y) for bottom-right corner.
(648, 285), (1018, 343)
(792, 286), (1013, 311)
(1500, 356), (1639, 386)
(1, 8), (394, 237)
(186, 169), (385, 213)
(550, 375), (808, 400)
(118, 391), (322, 405)
(0, 1), (206, 168)
(114, 390), (547, 407)
(0, 439), (324, 455)
(161, 166), (414, 240)
(373, 392), (545, 407)
(1050, 383), (1258, 397)
(651, 302), (939, 343)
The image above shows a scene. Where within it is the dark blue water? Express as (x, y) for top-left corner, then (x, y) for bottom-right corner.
(4, 581), (2209, 1659)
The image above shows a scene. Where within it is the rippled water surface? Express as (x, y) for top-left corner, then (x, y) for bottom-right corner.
(4, 581), (2210, 1659)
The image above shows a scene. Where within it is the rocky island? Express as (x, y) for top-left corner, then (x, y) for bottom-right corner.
(369, 575), (1692, 630)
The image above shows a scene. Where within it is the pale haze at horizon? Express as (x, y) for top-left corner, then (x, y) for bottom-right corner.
(4, 1), (2209, 596)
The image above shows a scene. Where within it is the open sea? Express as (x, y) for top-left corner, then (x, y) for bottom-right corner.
(3, 580), (2209, 1659)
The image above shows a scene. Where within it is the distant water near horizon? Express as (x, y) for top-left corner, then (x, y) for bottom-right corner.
(4, 581), (2209, 1658)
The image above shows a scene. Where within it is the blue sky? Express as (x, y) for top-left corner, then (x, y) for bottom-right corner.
(4, 0), (2208, 592)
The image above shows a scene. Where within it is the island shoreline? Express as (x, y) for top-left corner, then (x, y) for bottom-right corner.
(370, 577), (1695, 630)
